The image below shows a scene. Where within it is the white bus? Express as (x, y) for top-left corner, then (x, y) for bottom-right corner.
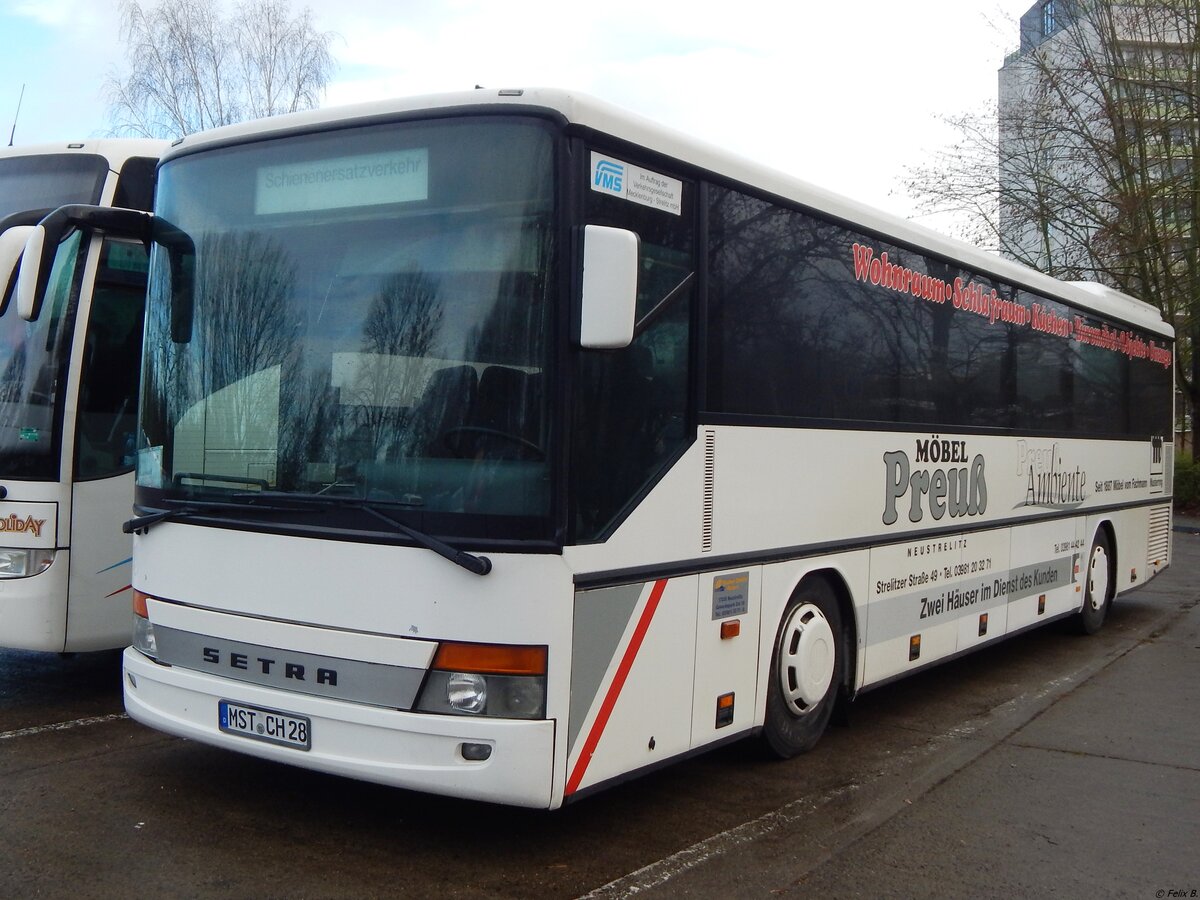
(0, 139), (164, 652)
(27, 90), (1170, 807)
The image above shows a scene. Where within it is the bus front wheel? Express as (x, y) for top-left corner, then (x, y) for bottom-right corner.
(1077, 531), (1114, 635)
(762, 578), (843, 758)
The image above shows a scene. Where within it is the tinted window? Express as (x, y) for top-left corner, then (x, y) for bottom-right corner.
(707, 185), (1173, 438)
(0, 153), (107, 221)
(76, 239), (148, 479)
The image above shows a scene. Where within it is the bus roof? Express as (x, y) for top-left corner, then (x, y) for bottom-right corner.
(0, 138), (167, 168)
(162, 88), (1172, 340)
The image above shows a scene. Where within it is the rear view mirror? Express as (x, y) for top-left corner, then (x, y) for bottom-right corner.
(578, 224), (639, 350)
(151, 218), (196, 343)
(0, 224), (35, 316)
(0, 209), (51, 317)
(16, 222), (52, 321)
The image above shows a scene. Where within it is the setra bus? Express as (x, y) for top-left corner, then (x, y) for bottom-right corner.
(21, 90), (1172, 807)
(0, 139), (164, 652)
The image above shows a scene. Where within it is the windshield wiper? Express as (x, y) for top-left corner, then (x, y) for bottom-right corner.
(123, 498), (320, 534)
(234, 490), (493, 577)
(360, 503), (493, 576)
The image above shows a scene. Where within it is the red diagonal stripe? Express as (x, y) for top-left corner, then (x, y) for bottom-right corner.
(565, 578), (668, 796)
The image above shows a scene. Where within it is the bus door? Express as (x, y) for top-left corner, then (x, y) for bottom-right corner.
(568, 148), (720, 787)
(64, 237), (147, 649)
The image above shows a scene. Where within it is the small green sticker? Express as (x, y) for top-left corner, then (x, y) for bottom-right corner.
(19, 428), (39, 442)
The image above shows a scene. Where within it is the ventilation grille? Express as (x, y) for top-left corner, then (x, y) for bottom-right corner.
(1148, 506), (1171, 566)
(702, 430), (716, 552)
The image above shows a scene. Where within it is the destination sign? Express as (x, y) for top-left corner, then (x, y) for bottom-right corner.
(255, 149), (429, 215)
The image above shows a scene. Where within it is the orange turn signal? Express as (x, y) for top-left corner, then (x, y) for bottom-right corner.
(432, 642), (547, 676)
(715, 692), (735, 728)
(133, 590), (151, 618)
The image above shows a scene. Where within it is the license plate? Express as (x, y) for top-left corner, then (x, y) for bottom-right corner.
(218, 700), (311, 751)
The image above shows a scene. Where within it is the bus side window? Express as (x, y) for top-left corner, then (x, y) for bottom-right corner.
(75, 239), (148, 479)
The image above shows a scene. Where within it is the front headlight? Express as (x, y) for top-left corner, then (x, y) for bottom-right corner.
(132, 613), (158, 658)
(132, 590), (158, 659)
(448, 672), (488, 713)
(0, 548), (56, 578)
(416, 670), (546, 719)
(414, 641), (548, 719)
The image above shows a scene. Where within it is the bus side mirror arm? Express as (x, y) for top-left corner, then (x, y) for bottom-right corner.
(16, 204), (154, 322)
(577, 224), (639, 350)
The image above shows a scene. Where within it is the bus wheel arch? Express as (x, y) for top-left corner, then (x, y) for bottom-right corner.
(1077, 522), (1116, 635)
(761, 571), (852, 758)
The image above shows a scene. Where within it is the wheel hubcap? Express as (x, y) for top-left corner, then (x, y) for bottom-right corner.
(1088, 544), (1110, 611)
(778, 602), (835, 716)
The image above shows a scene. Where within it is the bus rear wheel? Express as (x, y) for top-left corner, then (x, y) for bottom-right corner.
(1076, 531), (1114, 635)
(762, 578), (843, 758)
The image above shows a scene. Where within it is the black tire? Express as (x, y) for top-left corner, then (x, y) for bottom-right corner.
(1076, 530), (1114, 635)
(762, 578), (844, 758)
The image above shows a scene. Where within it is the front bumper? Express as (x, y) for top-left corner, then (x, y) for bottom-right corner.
(123, 648), (558, 808)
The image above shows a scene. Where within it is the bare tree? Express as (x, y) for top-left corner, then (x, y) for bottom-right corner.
(897, 105), (1010, 257)
(106, 0), (336, 139)
(902, 1), (1199, 452)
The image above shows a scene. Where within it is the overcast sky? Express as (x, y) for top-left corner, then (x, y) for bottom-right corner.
(0, 0), (1034, 226)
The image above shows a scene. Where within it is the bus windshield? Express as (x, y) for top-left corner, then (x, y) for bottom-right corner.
(0, 229), (84, 480)
(138, 118), (557, 542)
(0, 153), (110, 480)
